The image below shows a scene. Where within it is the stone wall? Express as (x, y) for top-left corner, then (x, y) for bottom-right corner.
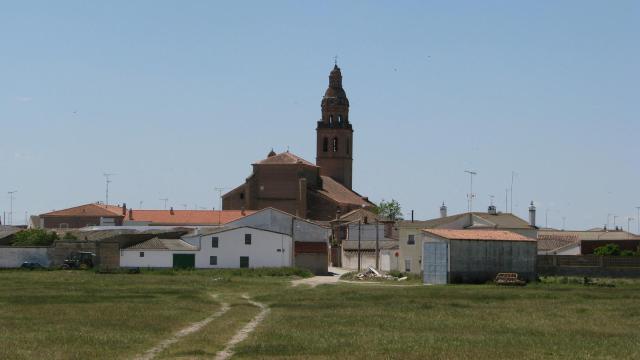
(537, 255), (640, 278)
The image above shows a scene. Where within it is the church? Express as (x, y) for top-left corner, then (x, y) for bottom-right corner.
(222, 65), (375, 221)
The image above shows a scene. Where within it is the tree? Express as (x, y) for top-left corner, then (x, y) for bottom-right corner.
(375, 199), (404, 221)
(593, 243), (621, 256)
(11, 229), (59, 246)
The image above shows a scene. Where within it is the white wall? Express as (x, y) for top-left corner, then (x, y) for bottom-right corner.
(120, 250), (197, 268)
(194, 227), (292, 268)
(0, 247), (50, 268)
(342, 249), (397, 272)
(226, 208), (329, 242)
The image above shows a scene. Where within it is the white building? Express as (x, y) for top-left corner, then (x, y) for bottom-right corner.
(120, 226), (293, 269)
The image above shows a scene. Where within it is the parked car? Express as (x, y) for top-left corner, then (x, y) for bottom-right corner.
(20, 261), (43, 270)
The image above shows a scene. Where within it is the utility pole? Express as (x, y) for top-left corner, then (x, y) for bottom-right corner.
(505, 188), (508, 213)
(613, 215), (618, 229)
(375, 219), (380, 270)
(7, 190), (17, 226)
(159, 198), (169, 210)
(464, 170), (477, 212)
(103, 173), (116, 206)
(627, 217), (634, 239)
(357, 220), (362, 272)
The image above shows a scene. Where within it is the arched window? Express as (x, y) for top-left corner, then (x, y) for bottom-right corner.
(332, 137), (338, 152)
(329, 115), (333, 126)
(338, 115), (343, 126)
(322, 137), (328, 152)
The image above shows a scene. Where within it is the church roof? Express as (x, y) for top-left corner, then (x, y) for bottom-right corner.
(254, 151), (317, 167)
(316, 176), (373, 207)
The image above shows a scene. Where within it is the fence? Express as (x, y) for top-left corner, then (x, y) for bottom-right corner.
(538, 255), (640, 278)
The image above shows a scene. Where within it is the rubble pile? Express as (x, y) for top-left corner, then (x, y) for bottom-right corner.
(354, 267), (406, 281)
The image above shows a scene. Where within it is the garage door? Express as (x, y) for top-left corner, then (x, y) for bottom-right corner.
(173, 254), (195, 269)
(423, 242), (448, 284)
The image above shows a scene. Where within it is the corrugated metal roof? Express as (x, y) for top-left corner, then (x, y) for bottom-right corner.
(125, 238), (197, 251)
(423, 229), (535, 242)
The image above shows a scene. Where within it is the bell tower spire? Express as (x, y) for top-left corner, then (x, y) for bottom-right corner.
(316, 64), (353, 189)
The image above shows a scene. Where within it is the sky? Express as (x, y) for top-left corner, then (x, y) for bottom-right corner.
(1, 1), (639, 231)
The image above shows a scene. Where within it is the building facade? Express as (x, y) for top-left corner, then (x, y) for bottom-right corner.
(222, 66), (373, 221)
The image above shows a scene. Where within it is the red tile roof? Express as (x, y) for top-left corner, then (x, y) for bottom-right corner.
(316, 176), (373, 207)
(41, 203), (124, 217)
(255, 151), (317, 167)
(126, 209), (254, 225)
(423, 229), (535, 242)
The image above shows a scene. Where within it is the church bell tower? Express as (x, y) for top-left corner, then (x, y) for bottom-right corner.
(316, 64), (353, 189)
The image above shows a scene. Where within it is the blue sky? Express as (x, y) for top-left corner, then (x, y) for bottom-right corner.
(1, 1), (638, 231)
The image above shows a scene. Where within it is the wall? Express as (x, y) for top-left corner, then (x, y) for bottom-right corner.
(0, 247), (50, 268)
(121, 250), (197, 268)
(195, 228), (292, 268)
(581, 240), (640, 254)
(447, 239), (537, 283)
(342, 249), (397, 272)
(537, 255), (640, 277)
(42, 216), (123, 229)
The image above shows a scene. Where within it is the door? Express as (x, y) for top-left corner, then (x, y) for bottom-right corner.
(240, 256), (250, 268)
(173, 254), (195, 269)
(423, 242), (448, 284)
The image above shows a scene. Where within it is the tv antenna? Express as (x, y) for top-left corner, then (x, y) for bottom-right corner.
(214, 187), (229, 211)
(464, 170), (477, 212)
(103, 173), (116, 206)
(7, 190), (17, 225)
(159, 198), (169, 210)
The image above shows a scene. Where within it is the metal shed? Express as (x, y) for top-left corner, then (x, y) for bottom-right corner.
(421, 229), (537, 284)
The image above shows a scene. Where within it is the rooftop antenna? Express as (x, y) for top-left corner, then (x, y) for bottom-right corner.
(103, 173), (116, 206)
(7, 190), (17, 225)
(159, 198), (169, 210)
(489, 195), (495, 206)
(627, 217), (634, 239)
(180, 204), (188, 210)
(139, 200), (143, 209)
(510, 171), (517, 213)
(464, 170), (477, 212)
(333, 55), (338, 66)
(214, 187), (229, 211)
(607, 213), (613, 228)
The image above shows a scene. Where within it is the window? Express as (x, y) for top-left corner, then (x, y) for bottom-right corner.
(139, 252), (144, 258)
(210, 256), (217, 265)
(211, 237), (219, 248)
(245, 233), (252, 245)
(404, 259), (411, 272)
(322, 137), (328, 152)
(240, 256), (249, 268)
(332, 137), (338, 152)
(240, 192), (244, 200)
(407, 234), (415, 245)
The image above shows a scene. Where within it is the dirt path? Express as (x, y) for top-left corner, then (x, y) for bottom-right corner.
(291, 267), (349, 288)
(135, 294), (230, 360)
(214, 295), (270, 360)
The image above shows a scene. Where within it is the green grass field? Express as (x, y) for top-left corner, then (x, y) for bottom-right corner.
(0, 269), (639, 359)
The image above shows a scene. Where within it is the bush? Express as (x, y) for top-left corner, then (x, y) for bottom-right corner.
(594, 244), (621, 256)
(620, 250), (636, 257)
(11, 229), (59, 246)
(62, 232), (78, 240)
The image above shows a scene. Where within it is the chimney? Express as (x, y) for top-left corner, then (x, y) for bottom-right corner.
(440, 202), (447, 218)
(411, 210), (414, 223)
(528, 201), (536, 227)
(170, 207), (174, 215)
(122, 203), (127, 215)
(488, 205), (497, 215)
(128, 209), (133, 220)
